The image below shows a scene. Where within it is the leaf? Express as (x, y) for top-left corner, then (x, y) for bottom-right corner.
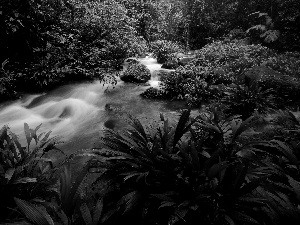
(159, 201), (176, 209)
(40, 131), (52, 144)
(231, 211), (259, 224)
(56, 210), (69, 225)
(238, 197), (267, 206)
(24, 123), (32, 147)
(232, 116), (258, 142)
(60, 163), (72, 213)
(92, 198), (103, 225)
(261, 30), (280, 43)
(270, 140), (298, 165)
(224, 214), (235, 225)
(233, 161), (249, 190)
(13, 177), (37, 184)
(175, 207), (188, 221)
(5, 168), (15, 181)
(11, 132), (25, 158)
(118, 191), (139, 214)
(68, 161), (91, 215)
(238, 175), (270, 197)
(246, 25), (266, 33)
(287, 175), (300, 200)
(14, 198), (54, 225)
(80, 203), (92, 225)
(207, 161), (229, 179)
(151, 194), (174, 202)
(190, 141), (200, 170)
(127, 114), (148, 142)
(200, 150), (210, 158)
(173, 109), (191, 148)
(34, 124), (42, 132)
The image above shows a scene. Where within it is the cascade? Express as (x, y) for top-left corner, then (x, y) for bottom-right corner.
(0, 57), (184, 153)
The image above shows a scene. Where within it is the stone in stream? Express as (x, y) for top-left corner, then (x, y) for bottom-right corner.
(161, 59), (179, 69)
(120, 62), (151, 83)
(105, 103), (125, 112)
(104, 119), (119, 130)
(177, 57), (195, 66)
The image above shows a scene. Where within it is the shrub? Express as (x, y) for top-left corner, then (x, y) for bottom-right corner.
(263, 52), (300, 79)
(150, 40), (184, 63)
(154, 41), (274, 105)
(87, 110), (300, 225)
(193, 41), (274, 72)
(241, 65), (300, 107)
(0, 123), (65, 223)
(159, 64), (229, 104)
(221, 82), (277, 119)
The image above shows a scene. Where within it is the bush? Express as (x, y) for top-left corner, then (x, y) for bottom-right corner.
(242, 65), (300, 107)
(0, 0), (149, 102)
(221, 82), (277, 119)
(263, 52), (300, 79)
(87, 110), (300, 225)
(0, 123), (65, 223)
(157, 41), (300, 108)
(150, 40), (184, 63)
(193, 41), (274, 74)
(159, 64), (229, 105)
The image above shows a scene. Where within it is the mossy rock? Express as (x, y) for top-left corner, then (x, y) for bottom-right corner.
(161, 60), (179, 69)
(177, 57), (195, 66)
(242, 66), (300, 105)
(120, 63), (151, 83)
(141, 87), (168, 99)
(105, 103), (125, 112)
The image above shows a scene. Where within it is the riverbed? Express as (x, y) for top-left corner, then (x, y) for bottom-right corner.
(0, 57), (187, 155)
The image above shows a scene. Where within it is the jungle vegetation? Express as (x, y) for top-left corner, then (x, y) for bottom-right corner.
(1, 0), (300, 224)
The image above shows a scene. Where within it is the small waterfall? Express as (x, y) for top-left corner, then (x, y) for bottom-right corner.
(0, 57), (184, 152)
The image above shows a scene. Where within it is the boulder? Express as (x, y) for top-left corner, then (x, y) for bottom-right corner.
(123, 57), (140, 70)
(161, 60), (179, 69)
(177, 57), (195, 66)
(120, 62), (151, 83)
(105, 103), (125, 112)
(155, 70), (173, 80)
(240, 65), (300, 105)
(239, 66), (282, 84)
(141, 87), (167, 99)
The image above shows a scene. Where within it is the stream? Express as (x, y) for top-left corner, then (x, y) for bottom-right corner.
(0, 57), (187, 155)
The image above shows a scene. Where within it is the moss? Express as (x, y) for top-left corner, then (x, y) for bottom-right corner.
(120, 63), (151, 83)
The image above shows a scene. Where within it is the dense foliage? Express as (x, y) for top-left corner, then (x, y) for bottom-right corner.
(0, 0), (149, 102)
(3, 109), (300, 224)
(1, 0), (300, 224)
(143, 40), (300, 120)
(150, 40), (184, 64)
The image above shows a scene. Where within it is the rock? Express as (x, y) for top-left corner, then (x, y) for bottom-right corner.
(120, 62), (151, 83)
(161, 60), (179, 69)
(240, 66), (282, 84)
(240, 65), (300, 105)
(177, 57), (195, 66)
(141, 87), (167, 99)
(123, 57), (140, 71)
(174, 52), (185, 58)
(104, 119), (119, 129)
(155, 70), (173, 80)
(105, 103), (125, 112)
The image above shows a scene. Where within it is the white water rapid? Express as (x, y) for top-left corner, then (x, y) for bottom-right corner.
(0, 57), (184, 153)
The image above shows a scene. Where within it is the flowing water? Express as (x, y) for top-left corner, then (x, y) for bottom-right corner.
(0, 57), (186, 154)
